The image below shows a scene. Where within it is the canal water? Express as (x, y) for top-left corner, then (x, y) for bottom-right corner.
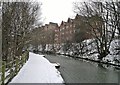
(44, 54), (120, 84)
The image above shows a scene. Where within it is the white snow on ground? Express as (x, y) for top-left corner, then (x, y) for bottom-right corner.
(55, 39), (120, 65)
(10, 52), (64, 83)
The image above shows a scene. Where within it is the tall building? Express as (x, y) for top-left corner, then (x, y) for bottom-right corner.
(37, 14), (99, 45)
(38, 22), (59, 44)
(54, 14), (93, 44)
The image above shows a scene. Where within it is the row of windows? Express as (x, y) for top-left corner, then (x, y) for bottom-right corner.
(54, 24), (75, 32)
(55, 30), (75, 36)
(60, 25), (73, 31)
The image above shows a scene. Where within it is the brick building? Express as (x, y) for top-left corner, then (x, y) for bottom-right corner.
(59, 18), (75, 44)
(39, 22), (59, 44)
(73, 14), (93, 42)
(54, 14), (92, 44)
(37, 14), (99, 45)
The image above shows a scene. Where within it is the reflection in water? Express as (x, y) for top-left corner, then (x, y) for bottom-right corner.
(74, 57), (120, 83)
(45, 54), (120, 83)
(98, 63), (107, 69)
(84, 59), (120, 71)
(85, 61), (119, 83)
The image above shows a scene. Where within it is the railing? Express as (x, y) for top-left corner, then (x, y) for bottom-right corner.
(0, 51), (29, 85)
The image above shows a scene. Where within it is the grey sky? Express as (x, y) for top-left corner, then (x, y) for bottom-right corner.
(40, 0), (87, 25)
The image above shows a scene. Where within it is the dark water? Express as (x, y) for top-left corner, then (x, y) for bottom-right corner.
(44, 54), (120, 84)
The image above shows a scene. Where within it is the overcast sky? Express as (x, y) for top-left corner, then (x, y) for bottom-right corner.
(39, 0), (87, 25)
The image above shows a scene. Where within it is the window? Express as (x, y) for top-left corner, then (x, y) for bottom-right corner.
(55, 34), (58, 36)
(66, 26), (69, 28)
(55, 38), (58, 40)
(73, 25), (75, 27)
(60, 29), (62, 31)
(74, 30), (75, 33)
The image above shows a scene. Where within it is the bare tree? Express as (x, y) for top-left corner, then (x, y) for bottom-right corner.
(2, 2), (42, 62)
(73, 15), (91, 56)
(73, 1), (119, 61)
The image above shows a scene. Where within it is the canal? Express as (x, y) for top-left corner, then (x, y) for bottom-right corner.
(44, 54), (120, 84)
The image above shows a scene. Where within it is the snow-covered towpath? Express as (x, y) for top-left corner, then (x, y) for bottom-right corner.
(9, 52), (64, 83)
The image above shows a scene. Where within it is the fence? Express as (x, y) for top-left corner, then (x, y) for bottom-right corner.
(0, 51), (29, 85)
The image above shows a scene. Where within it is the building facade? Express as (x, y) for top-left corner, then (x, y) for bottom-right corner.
(37, 14), (96, 45)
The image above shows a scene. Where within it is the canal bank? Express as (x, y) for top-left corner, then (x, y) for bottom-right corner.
(56, 53), (120, 69)
(38, 51), (120, 69)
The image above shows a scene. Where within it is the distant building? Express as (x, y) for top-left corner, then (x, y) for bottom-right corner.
(36, 14), (101, 45)
(54, 27), (60, 44)
(58, 18), (75, 44)
(54, 14), (92, 44)
(38, 22), (59, 44)
(73, 14), (93, 41)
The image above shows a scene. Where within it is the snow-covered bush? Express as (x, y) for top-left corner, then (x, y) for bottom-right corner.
(103, 39), (120, 65)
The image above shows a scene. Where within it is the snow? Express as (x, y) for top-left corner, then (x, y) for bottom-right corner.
(103, 39), (120, 64)
(29, 37), (120, 66)
(55, 38), (120, 65)
(109, 39), (120, 55)
(10, 52), (64, 83)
